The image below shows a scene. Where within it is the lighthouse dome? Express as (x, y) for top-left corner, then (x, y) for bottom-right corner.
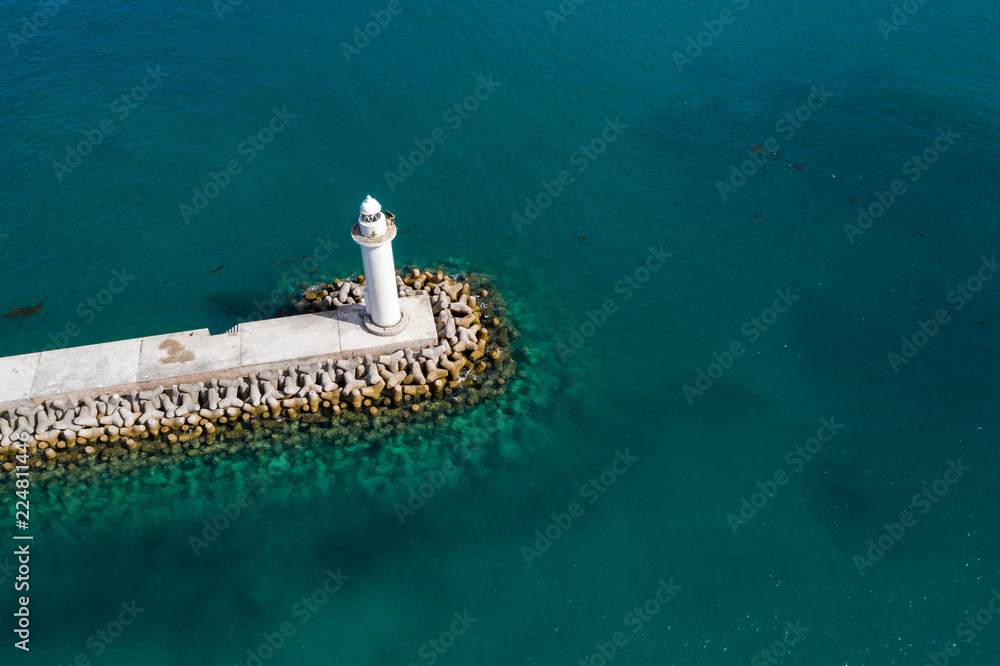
(360, 196), (382, 216)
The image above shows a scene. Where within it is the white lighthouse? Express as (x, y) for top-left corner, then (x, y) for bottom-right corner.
(351, 195), (407, 335)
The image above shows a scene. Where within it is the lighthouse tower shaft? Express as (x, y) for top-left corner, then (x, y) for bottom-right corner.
(352, 196), (404, 333)
(360, 241), (399, 326)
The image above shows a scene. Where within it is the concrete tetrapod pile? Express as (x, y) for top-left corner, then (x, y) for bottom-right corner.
(0, 269), (516, 481)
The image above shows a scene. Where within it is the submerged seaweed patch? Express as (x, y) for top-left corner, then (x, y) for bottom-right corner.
(2, 300), (43, 318)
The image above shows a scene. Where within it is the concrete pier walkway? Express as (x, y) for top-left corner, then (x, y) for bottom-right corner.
(0, 294), (437, 409)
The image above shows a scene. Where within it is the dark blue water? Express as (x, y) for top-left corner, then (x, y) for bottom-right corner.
(2, 0), (1000, 663)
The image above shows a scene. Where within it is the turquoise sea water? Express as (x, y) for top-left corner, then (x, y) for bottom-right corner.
(2, 0), (1000, 663)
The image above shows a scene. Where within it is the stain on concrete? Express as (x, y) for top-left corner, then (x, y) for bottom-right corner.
(159, 338), (195, 365)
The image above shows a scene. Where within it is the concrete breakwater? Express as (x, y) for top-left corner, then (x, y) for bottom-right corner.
(0, 269), (515, 479)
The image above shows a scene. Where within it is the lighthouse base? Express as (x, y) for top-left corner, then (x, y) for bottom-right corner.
(363, 311), (410, 337)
